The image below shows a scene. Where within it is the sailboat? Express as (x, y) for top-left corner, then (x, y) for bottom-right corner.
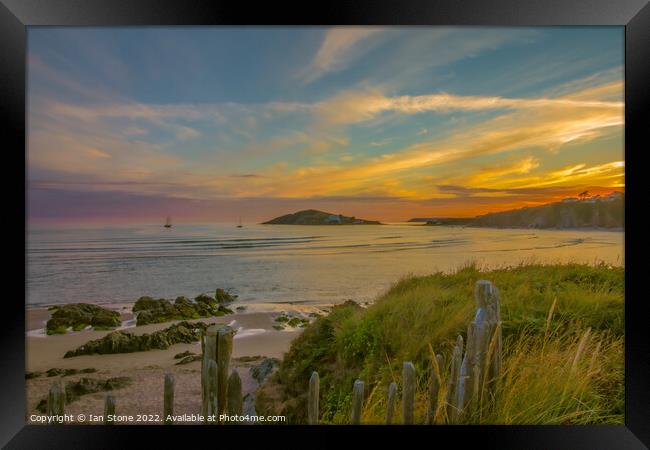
(237, 217), (243, 228)
(164, 216), (172, 228)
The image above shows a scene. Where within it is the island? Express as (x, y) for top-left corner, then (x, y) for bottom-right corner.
(262, 209), (381, 225)
(410, 192), (623, 229)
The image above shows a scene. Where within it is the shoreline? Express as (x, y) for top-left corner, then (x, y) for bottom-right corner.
(25, 302), (329, 421)
(25, 301), (330, 332)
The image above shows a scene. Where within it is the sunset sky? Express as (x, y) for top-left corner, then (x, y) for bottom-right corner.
(27, 27), (624, 224)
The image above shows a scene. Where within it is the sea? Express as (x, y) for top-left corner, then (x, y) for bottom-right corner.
(26, 223), (624, 308)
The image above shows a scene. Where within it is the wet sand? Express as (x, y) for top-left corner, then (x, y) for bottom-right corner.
(25, 304), (321, 424)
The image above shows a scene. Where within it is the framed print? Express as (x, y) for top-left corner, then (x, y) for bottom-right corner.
(1, 0), (649, 448)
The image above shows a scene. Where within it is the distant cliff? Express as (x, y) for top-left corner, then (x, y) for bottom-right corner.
(411, 193), (624, 229)
(262, 209), (381, 225)
(472, 196), (623, 229)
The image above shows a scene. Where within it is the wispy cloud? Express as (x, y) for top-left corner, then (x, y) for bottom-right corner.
(27, 27), (624, 222)
(28, 79), (623, 203)
(313, 85), (622, 126)
(299, 27), (386, 83)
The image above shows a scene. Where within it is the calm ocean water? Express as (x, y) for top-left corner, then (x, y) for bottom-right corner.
(26, 223), (624, 308)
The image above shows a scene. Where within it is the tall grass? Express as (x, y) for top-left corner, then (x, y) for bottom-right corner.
(260, 263), (624, 424)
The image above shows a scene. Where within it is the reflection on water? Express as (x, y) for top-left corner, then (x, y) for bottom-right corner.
(27, 223), (624, 307)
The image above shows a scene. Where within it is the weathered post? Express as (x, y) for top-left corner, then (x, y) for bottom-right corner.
(471, 364), (481, 414)
(47, 380), (66, 425)
(308, 371), (320, 425)
(402, 362), (416, 424)
(200, 329), (205, 413)
(463, 322), (476, 410)
(163, 373), (175, 424)
(351, 379), (364, 425)
(227, 370), (243, 416)
(202, 325), (218, 418)
(207, 359), (218, 422)
(216, 326), (235, 417)
(104, 394), (116, 425)
(385, 382), (397, 425)
(446, 335), (463, 423)
(473, 308), (489, 388)
(476, 280), (502, 382)
(455, 360), (467, 423)
(427, 354), (442, 424)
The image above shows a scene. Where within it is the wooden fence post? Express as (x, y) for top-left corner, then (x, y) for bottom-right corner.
(385, 382), (397, 425)
(207, 359), (218, 422)
(462, 322), (476, 412)
(427, 354), (442, 424)
(202, 325), (218, 419)
(351, 379), (364, 425)
(446, 335), (463, 423)
(308, 371), (319, 425)
(227, 370), (243, 416)
(476, 280), (502, 382)
(104, 394), (116, 425)
(47, 380), (66, 425)
(402, 362), (416, 424)
(164, 373), (175, 424)
(216, 326), (234, 418)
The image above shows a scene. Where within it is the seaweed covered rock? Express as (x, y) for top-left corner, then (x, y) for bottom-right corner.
(64, 321), (208, 357)
(35, 377), (131, 413)
(46, 368), (97, 377)
(173, 350), (194, 359)
(175, 354), (202, 365)
(133, 293), (233, 326)
(174, 296), (201, 319)
(250, 357), (280, 384)
(133, 296), (183, 325)
(274, 313), (311, 329)
(194, 294), (218, 316)
(215, 288), (237, 304)
(46, 303), (121, 335)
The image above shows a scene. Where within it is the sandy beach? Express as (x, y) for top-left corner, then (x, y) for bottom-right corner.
(25, 304), (324, 424)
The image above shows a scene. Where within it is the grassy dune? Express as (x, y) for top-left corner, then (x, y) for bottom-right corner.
(256, 263), (624, 424)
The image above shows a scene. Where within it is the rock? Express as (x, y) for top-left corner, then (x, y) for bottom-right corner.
(218, 305), (234, 314)
(173, 350), (194, 359)
(250, 357), (280, 384)
(64, 321), (208, 357)
(215, 288), (237, 304)
(133, 297), (185, 325)
(287, 317), (302, 327)
(174, 296), (200, 319)
(35, 377), (131, 413)
(46, 303), (121, 335)
(243, 392), (256, 416)
(175, 354), (202, 365)
(194, 294), (217, 310)
(236, 306), (247, 311)
(133, 293), (233, 326)
(46, 368), (97, 377)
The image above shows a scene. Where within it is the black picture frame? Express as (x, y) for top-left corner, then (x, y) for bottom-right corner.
(2, 0), (648, 448)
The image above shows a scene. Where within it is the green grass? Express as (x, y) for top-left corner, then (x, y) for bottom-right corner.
(264, 263), (624, 424)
